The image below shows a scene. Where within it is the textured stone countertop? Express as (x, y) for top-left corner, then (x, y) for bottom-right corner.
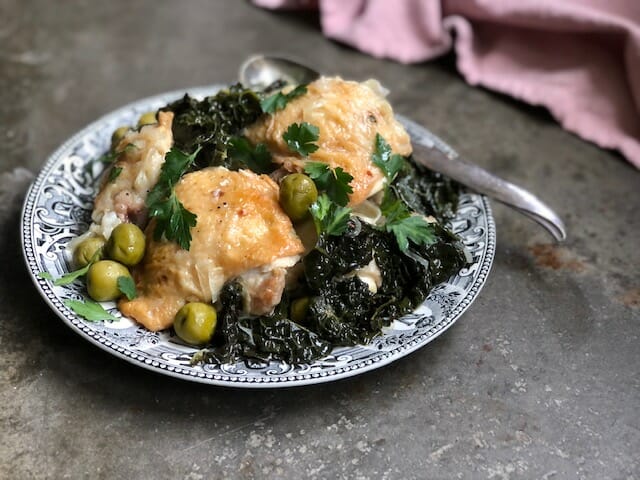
(1, 1), (638, 479)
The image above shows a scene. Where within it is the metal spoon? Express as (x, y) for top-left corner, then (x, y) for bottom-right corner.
(239, 54), (567, 242)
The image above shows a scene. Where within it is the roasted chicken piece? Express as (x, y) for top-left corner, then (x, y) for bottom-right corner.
(244, 77), (412, 205)
(119, 167), (304, 332)
(91, 111), (174, 238)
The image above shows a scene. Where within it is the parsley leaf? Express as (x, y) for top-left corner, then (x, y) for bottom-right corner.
(39, 249), (101, 286)
(99, 150), (120, 164)
(146, 147), (200, 250)
(149, 192), (197, 251)
(228, 136), (273, 173)
(85, 143), (138, 174)
(310, 194), (352, 236)
(64, 299), (118, 323)
(387, 215), (437, 252)
(103, 143), (138, 163)
(261, 84), (307, 114)
(380, 192), (436, 251)
(108, 166), (123, 183)
(372, 133), (405, 181)
(117, 276), (137, 300)
(304, 162), (354, 207)
(283, 122), (319, 157)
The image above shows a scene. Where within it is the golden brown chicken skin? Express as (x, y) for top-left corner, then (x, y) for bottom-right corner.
(244, 77), (412, 205)
(119, 167), (304, 331)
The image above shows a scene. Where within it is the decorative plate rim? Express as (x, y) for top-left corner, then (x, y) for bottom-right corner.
(21, 85), (496, 388)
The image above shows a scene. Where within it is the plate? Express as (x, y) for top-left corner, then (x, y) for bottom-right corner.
(21, 85), (496, 387)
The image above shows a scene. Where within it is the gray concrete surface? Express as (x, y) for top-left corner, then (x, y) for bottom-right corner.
(1, 1), (638, 478)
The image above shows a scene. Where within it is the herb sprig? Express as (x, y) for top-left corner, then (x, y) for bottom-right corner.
(261, 85), (308, 114)
(38, 247), (102, 286)
(372, 133), (405, 182)
(304, 162), (353, 207)
(380, 188), (436, 252)
(84, 143), (138, 174)
(228, 137), (273, 173)
(108, 167), (123, 183)
(64, 299), (119, 322)
(117, 276), (137, 300)
(283, 122), (319, 157)
(372, 134), (436, 251)
(146, 147), (200, 250)
(304, 162), (354, 236)
(309, 194), (352, 236)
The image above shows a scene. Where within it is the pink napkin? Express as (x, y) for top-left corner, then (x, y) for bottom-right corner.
(254, 0), (640, 168)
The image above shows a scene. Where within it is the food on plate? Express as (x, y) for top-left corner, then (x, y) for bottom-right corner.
(86, 260), (132, 302)
(173, 302), (218, 345)
(73, 236), (106, 268)
(118, 167), (304, 332)
(91, 110), (174, 238)
(56, 76), (469, 364)
(244, 77), (412, 205)
(106, 223), (146, 267)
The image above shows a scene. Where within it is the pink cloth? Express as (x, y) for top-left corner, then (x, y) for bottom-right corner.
(254, 0), (640, 168)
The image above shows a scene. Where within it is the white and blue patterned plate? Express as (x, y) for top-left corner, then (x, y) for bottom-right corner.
(21, 85), (495, 388)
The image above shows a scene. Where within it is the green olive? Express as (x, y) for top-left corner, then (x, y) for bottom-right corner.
(279, 173), (318, 221)
(137, 111), (157, 128)
(86, 260), (132, 302)
(73, 236), (106, 268)
(174, 302), (217, 345)
(290, 297), (310, 324)
(110, 126), (130, 150)
(106, 223), (146, 266)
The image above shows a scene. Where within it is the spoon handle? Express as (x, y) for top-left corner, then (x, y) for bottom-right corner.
(411, 143), (567, 242)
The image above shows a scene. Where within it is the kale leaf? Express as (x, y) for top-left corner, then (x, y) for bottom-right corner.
(391, 160), (462, 222)
(194, 283), (331, 365)
(161, 84), (263, 169)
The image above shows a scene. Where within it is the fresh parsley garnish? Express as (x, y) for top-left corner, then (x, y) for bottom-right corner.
(117, 276), (137, 300)
(64, 299), (119, 323)
(372, 133), (405, 181)
(38, 249), (101, 286)
(228, 137), (273, 173)
(108, 166), (123, 183)
(100, 150), (120, 164)
(304, 162), (353, 207)
(380, 192), (436, 251)
(261, 85), (307, 114)
(85, 143), (138, 173)
(102, 143), (138, 164)
(146, 147), (200, 250)
(283, 122), (319, 157)
(310, 193), (352, 236)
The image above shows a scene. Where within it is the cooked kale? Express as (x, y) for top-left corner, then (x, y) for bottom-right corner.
(162, 83), (470, 365)
(194, 282), (332, 365)
(301, 222), (468, 347)
(194, 217), (468, 365)
(392, 159), (461, 222)
(162, 84), (263, 169)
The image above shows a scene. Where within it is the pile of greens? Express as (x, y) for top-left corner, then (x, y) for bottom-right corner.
(156, 82), (469, 365)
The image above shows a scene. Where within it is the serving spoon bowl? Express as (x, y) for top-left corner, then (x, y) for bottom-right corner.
(239, 54), (567, 242)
